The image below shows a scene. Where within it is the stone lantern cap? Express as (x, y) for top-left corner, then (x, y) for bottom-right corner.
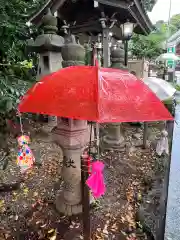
(27, 34), (64, 53)
(27, 8), (64, 53)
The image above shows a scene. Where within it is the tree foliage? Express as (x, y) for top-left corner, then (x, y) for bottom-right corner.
(130, 13), (180, 60)
(141, 0), (157, 12)
(0, 0), (44, 63)
(169, 14), (180, 31)
(0, 0), (44, 131)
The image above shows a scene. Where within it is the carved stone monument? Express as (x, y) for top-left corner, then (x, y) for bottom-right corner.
(28, 9), (64, 129)
(102, 43), (126, 150)
(52, 36), (90, 216)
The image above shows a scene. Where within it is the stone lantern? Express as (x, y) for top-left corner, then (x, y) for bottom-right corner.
(28, 9), (64, 128)
(52, 35), (90, 216)
(110, 42), (128, 70)
(102, 42), (126, 150)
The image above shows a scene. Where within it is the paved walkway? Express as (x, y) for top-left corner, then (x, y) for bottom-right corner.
(165, 104), (180, 240)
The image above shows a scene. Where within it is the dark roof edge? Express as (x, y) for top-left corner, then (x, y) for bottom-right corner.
(29, 0), (66, 25)
(29, 0), (52, 24)
(29, 0), (153, 35)
(132, 0), (153, 34)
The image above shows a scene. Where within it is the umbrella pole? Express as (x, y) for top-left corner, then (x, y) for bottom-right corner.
(81, 123), (93, 240)
(81, 157), (91, 239)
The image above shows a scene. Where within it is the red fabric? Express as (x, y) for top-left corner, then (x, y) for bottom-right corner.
(87, 156), (92, 175)
(18, 65), (173, 122)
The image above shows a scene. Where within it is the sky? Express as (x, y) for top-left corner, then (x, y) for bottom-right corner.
(148, 0), (180, 23)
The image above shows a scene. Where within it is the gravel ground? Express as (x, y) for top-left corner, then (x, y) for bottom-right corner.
(0, 121), (167, 240)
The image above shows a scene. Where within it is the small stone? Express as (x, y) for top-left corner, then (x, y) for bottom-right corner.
(129, 146), (136, 154)
(133, 133), (141, 140)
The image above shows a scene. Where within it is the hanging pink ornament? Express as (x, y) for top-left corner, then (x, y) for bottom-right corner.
(86, 161), (106, 198)
(16, 135), (35, 173)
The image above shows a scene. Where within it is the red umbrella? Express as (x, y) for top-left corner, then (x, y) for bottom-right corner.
(18, 64), (173, 240)
(18, 65), (173, 122)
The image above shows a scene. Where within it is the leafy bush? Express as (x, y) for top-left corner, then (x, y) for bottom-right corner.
(0, 75), (31, 114)
(0, 61), (34, 114)
(174, 84), (180, 91)
(0, 61), (35, 137)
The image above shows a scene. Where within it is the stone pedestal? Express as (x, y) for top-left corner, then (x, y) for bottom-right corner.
(45, 116), (58, 132)
(52, 35), (96, 215)
(52, 118), (89, 216)
(102, 123), (125, 150)
(102, 43), (126, 150)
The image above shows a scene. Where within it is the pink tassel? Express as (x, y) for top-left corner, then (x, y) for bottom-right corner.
(86, 161), (106, 198)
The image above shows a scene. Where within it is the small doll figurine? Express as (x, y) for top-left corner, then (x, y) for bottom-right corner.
(156, 129), (169, 157)
(17, 135), (35, 173)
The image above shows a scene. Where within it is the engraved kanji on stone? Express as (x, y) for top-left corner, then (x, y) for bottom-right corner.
(63, 156), (76, 168)
(64, 182), (74, 192)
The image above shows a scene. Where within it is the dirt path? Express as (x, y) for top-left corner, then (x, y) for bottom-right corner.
(0, 122), (164, 240)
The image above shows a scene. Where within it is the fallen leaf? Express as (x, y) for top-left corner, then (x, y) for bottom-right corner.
(40, 223), (47, 228)
(23, 187), (29, 194)
(49, 236), (56, 240)
(48, 229), (57, 240)
(33, 192), (38, 197)
(0, 200), (4, 207)
(48, 229), (55, 234)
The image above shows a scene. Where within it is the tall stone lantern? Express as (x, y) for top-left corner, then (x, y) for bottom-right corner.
(102, 43), (126, 150)
(28, 9), (64, 128)
(52, 35), (90, 216)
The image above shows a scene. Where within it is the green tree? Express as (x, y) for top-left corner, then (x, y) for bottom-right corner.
(0, 0), (44, 63)
(0, 0), (45, 132)
(141, 0), (157, 12)
(130, 22), (167, 59)
(130, 14), (180, 60)
(170, 14), (180, 30)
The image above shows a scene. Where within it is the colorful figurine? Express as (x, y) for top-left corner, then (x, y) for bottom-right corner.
(17, 135), (35, 173)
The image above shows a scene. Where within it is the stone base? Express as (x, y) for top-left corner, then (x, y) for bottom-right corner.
(64, 230), (82, 240)
(56, 194), (82, 216)
(41, 124), (55, 134)
(56, 191), (95, 217)
(102, 136), (125, 151)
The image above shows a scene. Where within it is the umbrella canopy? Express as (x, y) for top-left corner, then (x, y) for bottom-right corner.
(156, 53), (179, 62)
(143, 77), (176, 101)
(18, 66), (173, 123)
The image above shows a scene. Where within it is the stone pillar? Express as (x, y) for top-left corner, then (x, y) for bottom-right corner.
(28, 9), (64, 129)
(102, 43), (126, 150)
(53, 118), (89, 215)
(102, 28), (110, 67)
(52, 35), (90, 216)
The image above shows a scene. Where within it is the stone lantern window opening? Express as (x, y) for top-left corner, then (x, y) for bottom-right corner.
(94, 0), (99, 8)
(43, 55), (50, 70)
(39, 67), (41, 75)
